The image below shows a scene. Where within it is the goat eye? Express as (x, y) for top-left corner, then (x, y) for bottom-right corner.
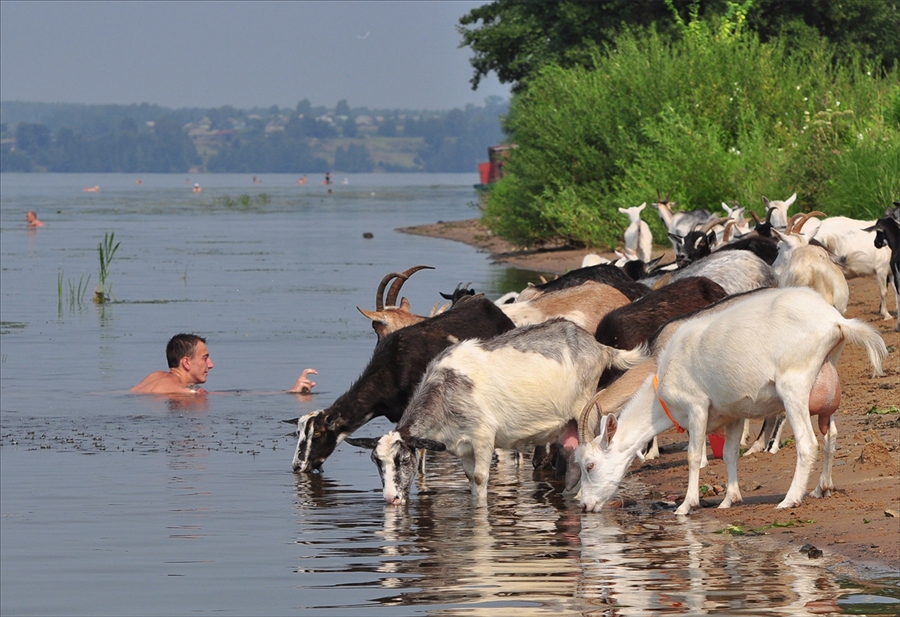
(586, 462), (594, 473)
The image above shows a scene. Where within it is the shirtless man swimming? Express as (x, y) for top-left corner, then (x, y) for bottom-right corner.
(132, 333), (214, 394)
(132, 333), (318, 395)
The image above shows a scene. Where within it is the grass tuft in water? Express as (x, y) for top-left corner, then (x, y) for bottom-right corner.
(58, 269), (91, 314)
(94, 232), (120, 304)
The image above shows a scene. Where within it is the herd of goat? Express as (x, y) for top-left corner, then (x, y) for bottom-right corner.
(287, 194), (898, 516)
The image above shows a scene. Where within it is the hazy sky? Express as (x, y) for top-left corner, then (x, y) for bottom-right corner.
(0, 1), (510, 111)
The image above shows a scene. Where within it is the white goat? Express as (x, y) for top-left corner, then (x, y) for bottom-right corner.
(721, 203), (752, 237)
(576, 287), (886, 515)
(346, 319), (647, 505)
(772, 228), (849, 314)
(812, 216), (895, 320)
(619, 203), (653, 263)
(761, 192), (797, 230)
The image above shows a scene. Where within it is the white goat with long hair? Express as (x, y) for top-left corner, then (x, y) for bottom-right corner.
(619, 203), (654, 263)
(772, 214), (849, 314)
(576, 287), (886, 515)
(812, 215), (895, 321)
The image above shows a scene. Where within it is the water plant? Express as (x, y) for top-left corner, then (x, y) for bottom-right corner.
(93, 232), (120, 304)
(58, 269), (91, 313)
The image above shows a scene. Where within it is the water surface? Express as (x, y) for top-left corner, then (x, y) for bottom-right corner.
(2, 173), (897, 616)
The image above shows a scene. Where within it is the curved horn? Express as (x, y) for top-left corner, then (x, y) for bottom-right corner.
(722, 220), (736, 243)
(385, 265), (434, 307)
(786, 212), (807, 234)
(375, 272), (400, 311)
(578, 390), (606, 445)
(791, 211), (826, 234)
(749, 210), (762, 225)
(700, 216), (730, 234)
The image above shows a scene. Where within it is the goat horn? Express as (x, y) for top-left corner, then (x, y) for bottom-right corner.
(578, 390), (606, 445)
(385, 265), (434, 307)
(749, 210), (762, 225)
(700, 217), (730, 234)
(722, 220), (736, 243)
(375, 272), (400, 311)
(786, 212), (807, 234)
(792, 211), (827, 234)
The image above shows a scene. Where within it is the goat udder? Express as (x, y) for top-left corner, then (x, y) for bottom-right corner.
(809, 361), (841, 434)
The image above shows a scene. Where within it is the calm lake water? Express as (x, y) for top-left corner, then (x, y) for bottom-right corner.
(1, 173), (897, 616)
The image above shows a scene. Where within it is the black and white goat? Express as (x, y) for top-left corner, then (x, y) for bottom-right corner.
(576, 287), (887, 515)
(863, 204), (900, 331)
(346, 319), (646, 505)
(288, 296), (515, 472)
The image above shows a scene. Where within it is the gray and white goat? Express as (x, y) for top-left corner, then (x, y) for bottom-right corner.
(651, 191), (716, 259)
(346, 319), (646, 506)
(576, 287), (886, 515)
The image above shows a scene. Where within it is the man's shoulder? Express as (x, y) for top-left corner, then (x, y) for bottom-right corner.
(131, 371), (185, 394)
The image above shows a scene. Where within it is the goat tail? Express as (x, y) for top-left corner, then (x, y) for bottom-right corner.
(838, 319), (887, 377)
(611, 342), (649, 372)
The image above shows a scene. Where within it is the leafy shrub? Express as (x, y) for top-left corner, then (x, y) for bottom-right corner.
(484, 23), (900, 249)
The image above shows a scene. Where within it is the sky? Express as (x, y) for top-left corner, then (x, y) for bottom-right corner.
(0, 1), (510, 111)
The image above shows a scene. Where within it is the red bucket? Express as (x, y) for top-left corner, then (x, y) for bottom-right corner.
(708, 433), (725, 459)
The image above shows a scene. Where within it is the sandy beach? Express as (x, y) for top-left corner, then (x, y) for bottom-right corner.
(400, 217), (900, 575)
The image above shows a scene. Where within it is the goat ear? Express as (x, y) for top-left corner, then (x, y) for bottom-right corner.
(861, 223), (878, 233)
(618, 207), (627, 214)
(399, 297), (411, 311)
(761, 196), (770, 206)
(637, 202), (646, 212)
(282, 417), (300, 426)
(408, 437), (446, 452)
(343, 437), (379, 449)
(785, 192), (797, 206)
(668, 233), (684, 245)
(357, 307), (382, 322)
(598, 414), (618, 448)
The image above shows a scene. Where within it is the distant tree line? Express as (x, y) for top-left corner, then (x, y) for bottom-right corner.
(0, 98), (509, 173)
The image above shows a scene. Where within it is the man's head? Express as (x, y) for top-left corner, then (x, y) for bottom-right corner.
(26, 211), (38, 225)
(166, 333), (213, 384)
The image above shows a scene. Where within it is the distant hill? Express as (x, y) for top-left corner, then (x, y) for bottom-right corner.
(0, 99), (509, 173)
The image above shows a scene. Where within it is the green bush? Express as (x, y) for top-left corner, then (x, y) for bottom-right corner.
(484, 23), (900, 249)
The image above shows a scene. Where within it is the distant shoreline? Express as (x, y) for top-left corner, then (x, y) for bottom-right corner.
(398, 218), (606, 276)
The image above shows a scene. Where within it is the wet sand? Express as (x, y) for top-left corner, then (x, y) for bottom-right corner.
(400, 218), (900, 575)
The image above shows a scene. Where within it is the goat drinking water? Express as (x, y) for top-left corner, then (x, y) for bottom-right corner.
(576, 287), (886, 515)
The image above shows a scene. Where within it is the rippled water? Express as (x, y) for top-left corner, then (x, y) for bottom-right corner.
(1, 173), (897, 616)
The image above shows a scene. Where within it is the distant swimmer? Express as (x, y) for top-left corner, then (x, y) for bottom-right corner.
(193, 183), (202, 193)
(296, 175), (307, 185)
(136, 178), (143, 185)
(253, 175), (262, 184)
(26, 211), (45, 227)
(323, 172), (332, 185)
(342, 177), (349, 185)
(83, 185), (100, 193)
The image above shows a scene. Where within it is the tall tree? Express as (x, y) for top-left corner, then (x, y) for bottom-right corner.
(458, 0), (900, 92)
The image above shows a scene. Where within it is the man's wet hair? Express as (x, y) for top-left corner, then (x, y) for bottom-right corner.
(166, 333), (206, 368)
